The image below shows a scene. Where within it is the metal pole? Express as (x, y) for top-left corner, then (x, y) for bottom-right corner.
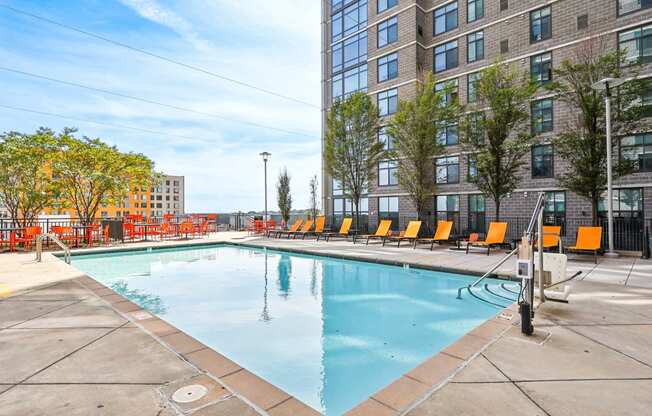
(605, 89), (617, 257)
(538, 207), (545, 304)
(263, 159), (268, 222)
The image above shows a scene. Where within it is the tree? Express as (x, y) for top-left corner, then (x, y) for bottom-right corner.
(324, 92), (384, 231)
(308, 174), (319, 220)
(51, 129), (156, 225)
(546, 40), (646, 224)
(0, 128), (60, 227)
(459, 62), (537, 220)
(387, 72), (462, 223)
(276, 168), (292, 228)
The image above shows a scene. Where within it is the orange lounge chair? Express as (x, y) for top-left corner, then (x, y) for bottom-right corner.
(536, 225), (562, 251)
(566, 226), (602, 264)
(466, 222), (508, 255)
(303, 216), (326, 239)
(271, 219), (302, 238)
(355, 220), (392, 245)
(319, 218), (353, 241)
(288, 219), (314, 239)
(417, 220), (454, 250)
(387, 221), (422, 248)
(16, 226), (42, 251)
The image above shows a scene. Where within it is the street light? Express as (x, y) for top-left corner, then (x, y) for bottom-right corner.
(591, 77), (626, 258)
(260, 152), (271, 222)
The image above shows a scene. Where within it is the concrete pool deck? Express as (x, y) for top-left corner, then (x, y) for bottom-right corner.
(1, 232), (651, 415)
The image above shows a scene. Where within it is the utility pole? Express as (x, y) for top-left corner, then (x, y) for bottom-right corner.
(260, 152), (271, 221)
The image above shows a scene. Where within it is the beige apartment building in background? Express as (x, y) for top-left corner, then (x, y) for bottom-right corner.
(321, 0), (652, 250)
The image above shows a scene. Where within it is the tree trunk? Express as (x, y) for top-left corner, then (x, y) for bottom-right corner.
(495, 197), (501, 222)
(591, 195), (599, 227)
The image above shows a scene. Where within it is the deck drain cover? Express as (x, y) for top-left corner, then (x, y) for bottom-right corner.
(172, 384), (208, 403)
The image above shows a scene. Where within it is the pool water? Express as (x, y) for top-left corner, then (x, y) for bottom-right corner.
(72, 244), (501, 415)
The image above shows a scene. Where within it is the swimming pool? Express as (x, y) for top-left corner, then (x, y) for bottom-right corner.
(72, 244), (503, 414)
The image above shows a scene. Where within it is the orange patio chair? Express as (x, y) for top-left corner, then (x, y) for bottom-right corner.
(288, 219), (314, 239)
(566, 226), (602, 264)
(272, 219), (303, 238)
(16, 226), (42, 251)
(303, 216), (326, 239)
(466, 222), (508, 255)
(355, 220), (392, 245)
(417, 220), (454, 250)
(319, 218), (353, 241)
(387, 221), (422, 248)
(535, 225), (562, 251)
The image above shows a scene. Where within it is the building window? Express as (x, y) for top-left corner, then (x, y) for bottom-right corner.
(332, 64), (368, 102)
(531, 99), (553, 134)
(530, 7), (551, 43)
(544, 191), (566, 232)
(378, 52), (398, 82)
(436, 195), (460, 231)
(378, 16), (398, 48)
(577, 14), (588, 30)
(379, 161), (399, 186)
(467, 31), (484, 62)
(378, 88), (398, 116)
(435, 79), (459, 104)
(532, 144), (554, 178)
(379, 126), (395, 150)
(378, 196), (399, 230)
(468, 194), (485, 233)
(332, 31), (368, 74)
(500, 39), (509, 54)
(378, 0), (398, 13)
(467, 0), (484, 22)
(434, 40), (458, 73)
(331, 0), (368, 43)
(599, 188), (643, 218)
(437, 124), (459, 145)
(467, 154), (478, 180)
(467, 72), (481, 103)
(531, 52), (553, 85)
(618, 0), (652, 15)
(500, 0), (508, 11)
(619, 24), (652, 65)
(465, 112), (485, 143)
(621, 133), (652, 172)
(434, 2), (458, 35)
(435, 156), (460, 184)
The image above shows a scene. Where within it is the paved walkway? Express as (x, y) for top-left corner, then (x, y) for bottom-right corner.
(1, 233), (651, 415)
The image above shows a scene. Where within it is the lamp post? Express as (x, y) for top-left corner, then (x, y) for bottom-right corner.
(260, 152), (271, 222)
(591, 77), (625, 258)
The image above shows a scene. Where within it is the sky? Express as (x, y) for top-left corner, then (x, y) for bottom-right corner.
(0, 0), (322, 213)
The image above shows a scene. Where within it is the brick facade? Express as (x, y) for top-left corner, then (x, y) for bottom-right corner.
(321, 0), (652, 250)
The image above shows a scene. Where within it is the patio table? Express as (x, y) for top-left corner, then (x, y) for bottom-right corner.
(0, 227), (21, 252)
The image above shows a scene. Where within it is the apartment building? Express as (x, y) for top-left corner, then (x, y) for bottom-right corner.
(321, 0), (652, 250)
(43, 174), (185, 219)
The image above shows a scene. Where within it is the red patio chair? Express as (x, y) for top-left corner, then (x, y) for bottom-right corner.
(16, 226), (42, 251)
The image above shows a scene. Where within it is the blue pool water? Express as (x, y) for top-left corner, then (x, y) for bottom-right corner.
(72, 244), (501, 414)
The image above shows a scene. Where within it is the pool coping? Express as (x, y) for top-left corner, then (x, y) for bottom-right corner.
(60, 240), (521, 415)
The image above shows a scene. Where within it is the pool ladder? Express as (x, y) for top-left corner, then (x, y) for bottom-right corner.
(35, 233), (71, 264)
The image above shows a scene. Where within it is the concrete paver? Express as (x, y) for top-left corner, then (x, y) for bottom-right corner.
(519, 379), (652, 416)
(0, 384), (175, 416)
(13, 297), (127, 329)
(406, 382), (546, 416)
(568, 324), (652, 366)
(0, 327), (111, 383)
(0, 299), (79, 329)
(29, 327), (197, 384)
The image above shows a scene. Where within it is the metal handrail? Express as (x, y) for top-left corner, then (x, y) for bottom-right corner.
(457, 192), (547, 299)
(36, 233), (71, 264)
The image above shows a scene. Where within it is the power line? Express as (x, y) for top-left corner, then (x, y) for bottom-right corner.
(0, 3), (320, 109)
(0, 66), (318, 139)
(0, 103), (219, 143)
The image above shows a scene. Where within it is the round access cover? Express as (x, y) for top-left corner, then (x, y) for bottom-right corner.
(172, 384), (208, 403)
